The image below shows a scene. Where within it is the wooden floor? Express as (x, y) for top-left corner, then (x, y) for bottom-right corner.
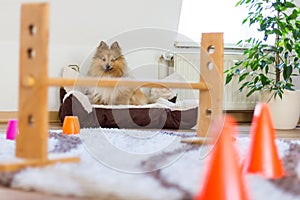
(0, 122), (299, 200)
(238, 123), (300, 140)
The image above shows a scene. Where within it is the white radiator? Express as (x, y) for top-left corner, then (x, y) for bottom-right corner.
(173, 51), (259, 110)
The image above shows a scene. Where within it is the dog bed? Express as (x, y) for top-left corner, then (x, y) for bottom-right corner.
(58, 66), (198, 129)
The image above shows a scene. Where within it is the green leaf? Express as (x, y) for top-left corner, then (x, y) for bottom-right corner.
(287, 43), (292, 52)
(265, 65), (269, 74)
(259, 60), (266, 68)
(293, 29), (299, 39)
(269, 56), (275, 62)
(239, 81), (250, 91)
(273, 29), (282, 35)
(288, 9), (299, 20)
(235, 0), (243, 7)
(285, 83), (295, 90)
(225, 74), (234, 84)
(237, 40), (243, 45)
(260, 74), (269, 85)
(283, 39), (293, 52)
(296, 21), (300, 29)
(242, 18), (248, 24)
(246, 88), (257, 97)
(239, 72), (249, 82)
(278, 91), (283, 99)
(295, 44), (300, 56)
(283, 65), (293, 81)
(285, 2), (296, 8)
(284, 52), (289, 60)
(224, 68), (231, 73)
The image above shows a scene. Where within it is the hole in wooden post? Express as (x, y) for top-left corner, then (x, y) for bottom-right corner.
(206, 109), (212, 116)
(27, 48), (35, 59)
(28, 24), (37, 35)
(207, 62), (213, 71)
(28, 115), (34, 126)
(207, 45), (215, 54)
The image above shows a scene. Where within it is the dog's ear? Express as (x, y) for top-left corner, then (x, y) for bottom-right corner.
(110, 41), (121, 50)
(98, 41), (109, 49)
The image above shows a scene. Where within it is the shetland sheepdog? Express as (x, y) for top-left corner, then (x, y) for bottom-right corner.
(87, 41), (148, 105)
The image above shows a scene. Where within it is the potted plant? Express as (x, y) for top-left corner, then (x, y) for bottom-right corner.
(225, 0), (300, 129)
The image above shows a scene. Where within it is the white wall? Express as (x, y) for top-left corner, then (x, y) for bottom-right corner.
(0, 0), (182, 111)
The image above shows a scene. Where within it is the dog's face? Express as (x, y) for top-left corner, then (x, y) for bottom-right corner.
(89, 41), (127, 77)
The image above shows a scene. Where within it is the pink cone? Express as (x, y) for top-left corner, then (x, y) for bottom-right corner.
(6, 119), (18, 140)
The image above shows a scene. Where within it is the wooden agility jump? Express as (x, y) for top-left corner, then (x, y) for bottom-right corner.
(0, 3), (223, 172)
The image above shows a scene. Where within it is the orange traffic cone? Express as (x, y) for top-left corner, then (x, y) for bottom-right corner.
(195, 115), (249, 200)
(243, 103), (285, 179)
(62, 116), (80, 135)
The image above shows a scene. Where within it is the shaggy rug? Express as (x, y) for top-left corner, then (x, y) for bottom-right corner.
(0, 128), (300, 200)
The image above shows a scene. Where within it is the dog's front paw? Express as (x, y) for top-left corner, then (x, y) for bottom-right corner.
(95, 99), (107, 105)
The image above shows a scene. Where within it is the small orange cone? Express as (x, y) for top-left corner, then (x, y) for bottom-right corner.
(195, 115), (249, 200)
(243, 103), (285, 179)
(62, 116), (80, 135)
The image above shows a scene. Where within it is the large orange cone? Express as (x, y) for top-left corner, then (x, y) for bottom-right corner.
(195, 115), (249, 200)
(243, 103), (285, 179)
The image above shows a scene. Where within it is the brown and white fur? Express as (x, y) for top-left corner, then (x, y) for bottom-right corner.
(87, 41), (148, 105)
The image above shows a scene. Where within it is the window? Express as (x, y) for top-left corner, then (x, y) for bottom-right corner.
(177, 0), (257, 47)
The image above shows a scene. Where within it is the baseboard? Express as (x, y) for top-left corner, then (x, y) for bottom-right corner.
(225, 110), (254, 123)
(226, 110), (300, 125)
(48, 111), (60, 123)
(0, 112), (17, 123)
(0, 111), (60, 124)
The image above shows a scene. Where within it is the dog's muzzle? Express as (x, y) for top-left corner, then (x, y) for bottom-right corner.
(105, 64), (112, 71)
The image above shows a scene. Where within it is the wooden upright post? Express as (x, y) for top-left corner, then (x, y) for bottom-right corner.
(16, 3), (49, 160)
(0, 3), (79, 172)
(198, 33), (224, 137)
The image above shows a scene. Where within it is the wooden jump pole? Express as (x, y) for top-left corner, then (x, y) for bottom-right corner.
(47, 78), (210, 89)
(0, 3), (223, 172)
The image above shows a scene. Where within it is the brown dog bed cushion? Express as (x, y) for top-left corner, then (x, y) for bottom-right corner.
(59, 88), (198, 129)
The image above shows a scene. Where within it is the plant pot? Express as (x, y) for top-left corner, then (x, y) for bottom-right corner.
(260, 90), (300, 130)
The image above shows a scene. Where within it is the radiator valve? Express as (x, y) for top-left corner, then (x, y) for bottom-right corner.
(161, 51), (174, 61)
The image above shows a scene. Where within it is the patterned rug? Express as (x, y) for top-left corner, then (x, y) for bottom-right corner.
(0, 128), (300, 200)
